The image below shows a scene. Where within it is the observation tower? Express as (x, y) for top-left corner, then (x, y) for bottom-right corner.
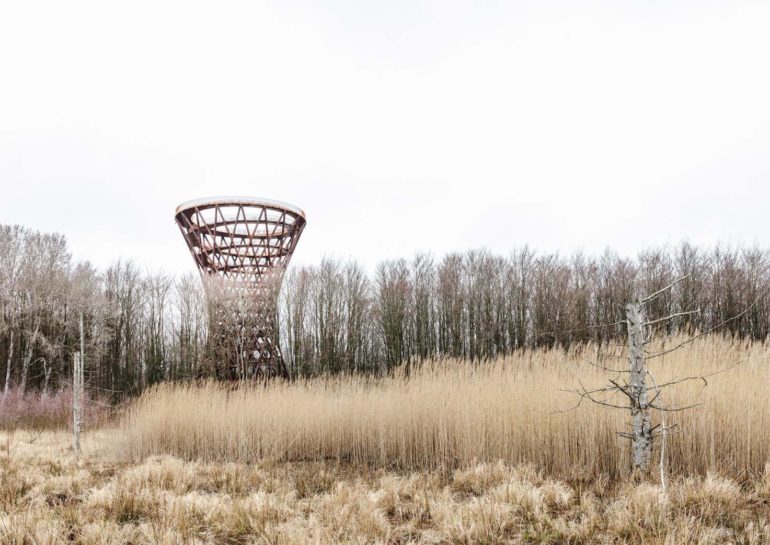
(175, 196), (306, 380)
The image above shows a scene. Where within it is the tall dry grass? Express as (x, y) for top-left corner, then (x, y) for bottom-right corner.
(122, 335), (770, 479)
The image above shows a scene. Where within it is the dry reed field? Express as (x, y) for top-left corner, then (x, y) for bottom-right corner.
(124, 335), (770, 480)
(4, 335), (770, 544)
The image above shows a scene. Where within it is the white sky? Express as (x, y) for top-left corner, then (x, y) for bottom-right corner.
(1, 1), (769, 276)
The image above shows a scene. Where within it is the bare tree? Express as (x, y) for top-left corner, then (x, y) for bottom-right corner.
(573, 278), (707, 475)
(311, 259), (346, 374)
(506, 247), (534, 349)
(0, 226), (25, 395)
(343, 261), (370, 373)
(72, 351), (83, 455)
(17, 231), (70, 392)
(437, 253), (465, 358)
(173, 273), (206, 380)
(103, 261), (144, 394)
(281, 267), (313, 377)
(142, 272), (173, 385)
(411, 253), (436, 361)
(376, 259), (412, 373)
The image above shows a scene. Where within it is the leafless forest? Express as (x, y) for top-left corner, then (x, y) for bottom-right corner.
(1, 223), (769, 398)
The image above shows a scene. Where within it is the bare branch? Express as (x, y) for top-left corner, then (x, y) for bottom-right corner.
(650, 360), (744, 391)
(645, 309), (700, 327)
(576, 382), (626, 397)
(649, 402), (703, 412)
(641, 275), (690, 305)
(608, 378), (634, 401)
(583, 359), (627, 374)
(652, 375), (708, 390)
(549, 398), (585, 415)
(652, 424), (686, 439)
(646, 386), (665, 407)
(647, 298), (762, 360)
(567, 380), (630, 410)
(582, 396), (628, 410)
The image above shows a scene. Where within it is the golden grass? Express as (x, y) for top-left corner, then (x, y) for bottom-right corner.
(3, 430), (770, 544)
(122, 335), (770, 480)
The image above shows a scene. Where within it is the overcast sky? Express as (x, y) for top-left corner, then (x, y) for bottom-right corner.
(1, 1), (769, 276)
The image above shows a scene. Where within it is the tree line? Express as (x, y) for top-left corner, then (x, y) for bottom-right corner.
(1, 223), (768, 397)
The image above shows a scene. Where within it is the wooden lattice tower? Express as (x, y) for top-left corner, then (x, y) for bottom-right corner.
(175, 197), (306, 380)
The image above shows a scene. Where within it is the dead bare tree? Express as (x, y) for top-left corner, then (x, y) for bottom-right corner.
(572, 276), (705, 476)
(72, 350), (83, 455)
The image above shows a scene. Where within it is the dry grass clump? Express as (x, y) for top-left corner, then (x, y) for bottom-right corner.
(3, 430), (770, 544)
(123, 335), (770, 479)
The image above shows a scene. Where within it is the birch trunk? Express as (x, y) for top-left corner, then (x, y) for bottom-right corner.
(42, 358), (51, 394)
(73, 352), (83, 455)
(79, 312), (85, 366)
(626, 300), (652, 472)
(3, 330), (13, 396)
(19, 317), (40, 393)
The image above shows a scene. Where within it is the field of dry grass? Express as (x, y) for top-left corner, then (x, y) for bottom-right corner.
(124, 335), (770, 479)
(2, 429), (770, 544)
(4, 335), (770, 543)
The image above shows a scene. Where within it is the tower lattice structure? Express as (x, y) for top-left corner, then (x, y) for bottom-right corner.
(175, 197), (306, 380)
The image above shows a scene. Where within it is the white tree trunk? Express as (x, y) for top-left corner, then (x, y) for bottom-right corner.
(19, 318), (40, 393)
(74, 313), (86, 455)
(73, 351), (83, 455)
(3, 330), (13, 396)
(80, 312), (85, 365)
(42, 358), (51, 394)
(626, 300), (652, 472)
(140, 352), (146, 389)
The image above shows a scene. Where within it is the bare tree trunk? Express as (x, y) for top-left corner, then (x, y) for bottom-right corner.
(42, 358), (51, 394)
(73, 351), (83, 455)
(140, 352), (146, 389)
(650, 371), (668, 494)
(627, 300), (652, 472)
(80, 312), (85, 366)
(19, 317), (40, 393)
(3, 331), (13, 396)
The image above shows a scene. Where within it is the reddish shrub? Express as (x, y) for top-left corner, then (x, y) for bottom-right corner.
(0, 387), (113, 431)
